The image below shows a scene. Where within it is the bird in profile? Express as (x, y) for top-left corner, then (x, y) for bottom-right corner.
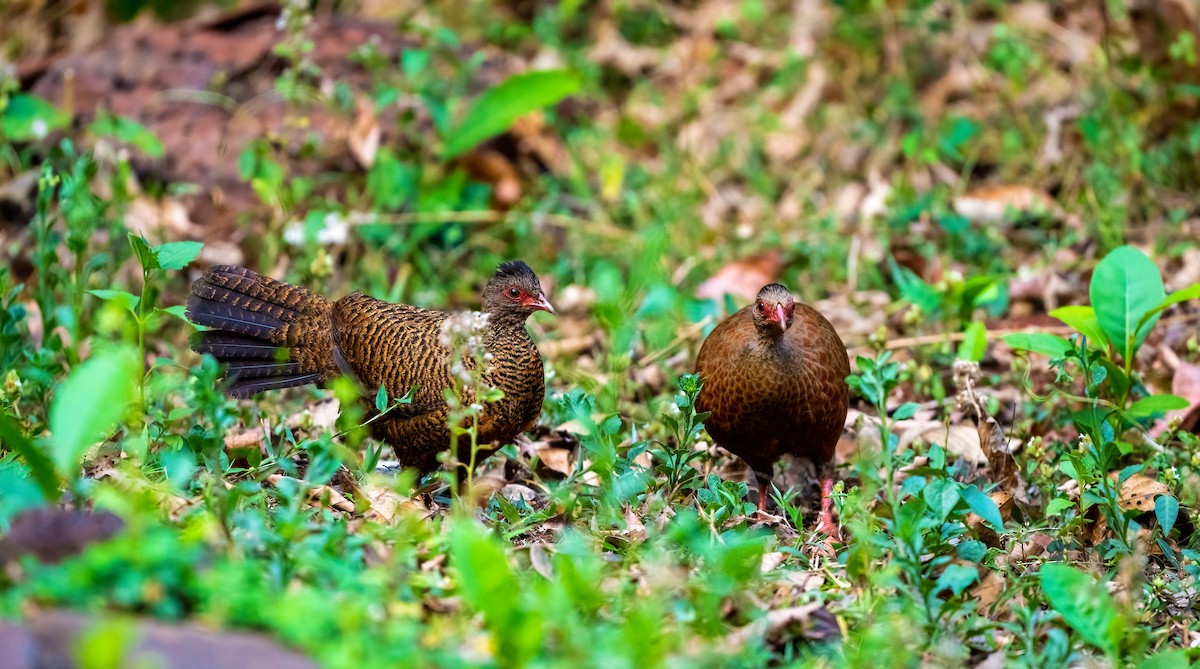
(185, 261), (554, 475)
(695, 283), (850, 537)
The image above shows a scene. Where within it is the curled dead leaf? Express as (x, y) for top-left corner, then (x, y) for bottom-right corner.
(348, 96), (380, 169)
(266, 474), (355, 514)
(726, 603), (841, 648)
(953, 185), (1058, 224)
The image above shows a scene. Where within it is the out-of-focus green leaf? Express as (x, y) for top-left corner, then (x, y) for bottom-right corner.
(49, 347), (139, 481)
(958, 320), (987, 361)
(443, 70), (582, 159)
(1003, 332), (1072, 357)
(88, 112), (165, 157)
(1, 94), (70, 141)
(1090, 245), (1165, 361)
(0, 412), (59, 502)
(154, 241), (203, 271)
(1040, 563), (1123, 658)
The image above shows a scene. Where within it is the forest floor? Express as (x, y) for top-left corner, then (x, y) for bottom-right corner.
(2, 1), (1200, 667)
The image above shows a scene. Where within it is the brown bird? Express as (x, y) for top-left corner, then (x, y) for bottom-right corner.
(185, 261), (553, 474)
(695, 283), (850, 536)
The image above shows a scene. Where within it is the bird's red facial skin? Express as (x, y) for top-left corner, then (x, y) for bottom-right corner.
(517, 290), (555, 314)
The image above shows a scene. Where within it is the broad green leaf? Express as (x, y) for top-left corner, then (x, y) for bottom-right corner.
(0, 412), (59, 502)
(128, 233), (158, 271)
(892, 402), (920, 420)
(443, 69), (582, 159)
(888, 259), (942, 316)
(1045, 498), (1074, 515)
(922, 477), (961, 522)
(1090, 245), (1165, 361)
(375, 385), (388, 413)
(89, 289), (140, 312)
(1002, 332), (1072, 358)
(88, 112), (165, 157)
(1156, 495), (1179, 535)
(1138, 283), (1200, 331)
(49, 347), (139, 480)
(154, 241), (204, 271)
(1040, 563), (1123, 657)
(1, 94), (70, 141)
(962, 485), (1004, 532)
(1098, 358), (1130, 401)
(449, 518), (539, 666)
(958, 320), (987, 361)
(157, 305), (189, 321)
(1138, 649), (1189, 669)
(935, 563), (978, 597)
(1048, 305), (1108, 350)
(957, 539), (986, 563)
(1125, 394), (1189, 421)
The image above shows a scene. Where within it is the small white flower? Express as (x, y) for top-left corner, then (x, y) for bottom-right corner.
(317, 212), (348, 245)
(31, 119), (47, 139)
(282, 220), (305, 246)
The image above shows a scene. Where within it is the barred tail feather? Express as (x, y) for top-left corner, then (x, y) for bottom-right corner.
(186, 266), (334, 397)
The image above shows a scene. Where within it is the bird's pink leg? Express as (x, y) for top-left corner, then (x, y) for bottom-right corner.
(755, 472), (773, 513)
(816, 477), (841, 540)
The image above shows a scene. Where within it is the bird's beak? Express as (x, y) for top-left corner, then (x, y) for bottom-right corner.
(532, 292), (555, 315)
(775, 305), (788, 332)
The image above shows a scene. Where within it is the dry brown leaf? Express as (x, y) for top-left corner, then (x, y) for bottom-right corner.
(510, 112), (569, 174)
(726, 604), (841, 648)
(978, 416), (1021, 490)
(348, 96), (380, 169)
(1113, 473), (1169, 513)
(502, 484), (538, 505)
(696, 250), (782, 305)
(266, 474), (356, 514)
(535, 445), (575, 478)
(362, 484), (406, 523)
(760, 551), (785, 573)
(623, 505), (648, 542)
(1154, 362), (1200, 436)
(529, 543), (554, 580)
(460, 149), (522, 208)
(966, 491), (1013, 548)
(953, 185), (1058, 224)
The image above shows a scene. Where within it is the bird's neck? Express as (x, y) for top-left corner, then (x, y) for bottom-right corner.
(751, 330), (795, 360)
(486, 312), (531, 334)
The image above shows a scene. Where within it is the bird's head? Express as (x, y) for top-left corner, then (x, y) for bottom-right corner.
(751, 283), (795, 335)
(482, 260), (555, 322)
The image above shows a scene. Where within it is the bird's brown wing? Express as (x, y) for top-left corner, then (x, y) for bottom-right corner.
(329, 293), (454, 412)
(695, 307), (759, 450)
(784, 303), (851, 464)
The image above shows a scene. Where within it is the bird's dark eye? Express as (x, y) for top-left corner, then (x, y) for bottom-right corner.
(509, 287), (520, 298)
(756, 301), (765, 312)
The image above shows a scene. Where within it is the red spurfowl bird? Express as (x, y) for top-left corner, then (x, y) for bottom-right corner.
(695, 283), (850, 536)
(186, 261), (553, 474)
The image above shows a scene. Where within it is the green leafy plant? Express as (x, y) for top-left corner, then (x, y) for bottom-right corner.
(1005, 245), (1200, 414)
(442, 69), (582, 159)
(649, 373), (710, 503)
(695, 473), (753, 525)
